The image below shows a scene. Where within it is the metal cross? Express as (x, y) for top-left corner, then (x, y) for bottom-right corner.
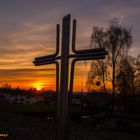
(33, 14), (107, 140)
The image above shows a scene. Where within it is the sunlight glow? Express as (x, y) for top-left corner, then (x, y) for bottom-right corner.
(31, 82), (44, 91)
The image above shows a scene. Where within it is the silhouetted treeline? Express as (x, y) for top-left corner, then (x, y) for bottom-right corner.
(86, 20), (140, 114)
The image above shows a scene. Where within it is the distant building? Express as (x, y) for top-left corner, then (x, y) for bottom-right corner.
(11, 95), (30, 104)
(29, 95), (44, 104)
(0, 93), (11, 103)
(0, 93), (44, 104)
(0, 88), (56, 104)
(0, 93), (28, 104)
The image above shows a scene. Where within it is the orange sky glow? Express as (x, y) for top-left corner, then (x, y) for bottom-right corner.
(0, 63), (91, 92)
(0, 1), (139, 92)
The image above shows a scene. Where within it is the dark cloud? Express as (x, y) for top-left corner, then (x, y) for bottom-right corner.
(0, 0), (139, 56)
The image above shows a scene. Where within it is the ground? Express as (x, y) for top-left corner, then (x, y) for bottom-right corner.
(0, 112), (139, 140)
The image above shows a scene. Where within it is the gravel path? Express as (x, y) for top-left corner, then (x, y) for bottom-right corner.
(0, 112), (139, 140)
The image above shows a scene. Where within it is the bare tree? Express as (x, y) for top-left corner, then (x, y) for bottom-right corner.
(88, 26), (108, 93)
(116, 57), (135, 110)
(87, 22), (133, 114)
(131, 54), (140, 94)
(106, 22), (133, 112)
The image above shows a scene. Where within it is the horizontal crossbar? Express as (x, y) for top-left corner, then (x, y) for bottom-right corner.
(33, 49), (107, 64)
(34, 54), (106, 66)
(73, 48), (107, 54)
(35, 24), (60, 61)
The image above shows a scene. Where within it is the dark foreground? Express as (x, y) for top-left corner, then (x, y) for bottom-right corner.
(0, 112), (140, 140)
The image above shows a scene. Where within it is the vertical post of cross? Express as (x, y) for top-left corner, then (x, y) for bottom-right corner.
(58, 14), (70, 140)
(33, 14), (108, 140)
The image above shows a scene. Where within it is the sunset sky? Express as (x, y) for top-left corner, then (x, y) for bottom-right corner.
(0, 0), (139, 91)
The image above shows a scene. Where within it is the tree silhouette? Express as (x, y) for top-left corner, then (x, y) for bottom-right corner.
(87, 21), (133, 113)
(129, 54), (140, 94)
(87, 26), (109, 93)
(116, 57), (134, 110)
(106, 22), (132, 109)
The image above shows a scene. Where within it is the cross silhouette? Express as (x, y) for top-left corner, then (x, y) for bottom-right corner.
(33, 14), (107, 140)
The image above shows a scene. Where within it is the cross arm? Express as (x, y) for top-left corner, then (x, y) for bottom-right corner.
(72, 19), (108, 55)
(33, 49), (107, 65)
(33, 51), (107, 65)
(35, 24), (60, 62)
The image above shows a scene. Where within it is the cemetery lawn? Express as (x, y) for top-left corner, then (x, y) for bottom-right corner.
(0, 104), (83, 113)
(0, 104), (56, 113)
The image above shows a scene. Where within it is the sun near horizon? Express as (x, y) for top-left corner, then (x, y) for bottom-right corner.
(31, 82), (45, 91)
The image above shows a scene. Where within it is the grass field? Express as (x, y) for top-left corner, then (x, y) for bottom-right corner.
(0, 104), (56, 113)
(0, 104), (83, 113)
